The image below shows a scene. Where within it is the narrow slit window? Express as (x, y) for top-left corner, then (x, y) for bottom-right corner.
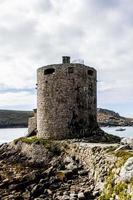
(44, 68), (55, 75)
(88, 70), (93, 76)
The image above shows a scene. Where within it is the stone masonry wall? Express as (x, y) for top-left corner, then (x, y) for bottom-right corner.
(66, 142), (116, 191)
(28, 110), (37, 136)
(37, 63), (97, 139)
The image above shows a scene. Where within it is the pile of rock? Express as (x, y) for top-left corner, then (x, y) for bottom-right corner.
(0, 142), (96, 200)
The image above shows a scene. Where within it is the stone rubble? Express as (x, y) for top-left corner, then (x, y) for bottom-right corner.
(0, 139), (132, 200)
(0, 142), (97, 200)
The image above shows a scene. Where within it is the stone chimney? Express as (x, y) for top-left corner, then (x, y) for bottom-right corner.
(62, 56), (70, 64)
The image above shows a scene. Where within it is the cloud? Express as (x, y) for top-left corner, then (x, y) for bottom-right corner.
(0, 91), (36, 110)
(0, 0), (132, 115)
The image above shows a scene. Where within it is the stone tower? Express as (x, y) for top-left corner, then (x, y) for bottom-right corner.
(37, 56), (97, 139)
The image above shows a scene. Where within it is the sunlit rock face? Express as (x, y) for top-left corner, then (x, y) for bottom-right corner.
(120, 157), (133, 182)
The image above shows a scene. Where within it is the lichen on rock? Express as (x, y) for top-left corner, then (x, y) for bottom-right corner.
(99, 150), (133, 200)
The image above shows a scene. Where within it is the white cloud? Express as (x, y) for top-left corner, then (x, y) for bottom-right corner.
(0, 0), (132, 114)
(0, 91), (36, 110)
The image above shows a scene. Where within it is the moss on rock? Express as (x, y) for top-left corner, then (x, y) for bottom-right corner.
(14, 136), (62, 156)
(115, 150), (133, 167)
(99, 150), (133, 200)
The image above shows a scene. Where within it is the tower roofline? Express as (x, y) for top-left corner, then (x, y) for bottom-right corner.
(37, 63), (96, 72)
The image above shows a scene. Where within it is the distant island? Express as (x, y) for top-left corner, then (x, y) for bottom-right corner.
(0, 110), (33, 128)
(0, 108), (132, 128)
(97, 108), (133, 127)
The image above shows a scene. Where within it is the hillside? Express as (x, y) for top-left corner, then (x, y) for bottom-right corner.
(0, 110), (33, 128)
(97, 108), (133, 126)
(0, 108), (132, 128)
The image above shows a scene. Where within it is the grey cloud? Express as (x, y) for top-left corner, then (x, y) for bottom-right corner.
(36, 0), (53, 12)
(0, 20), (37, 49)
(90, 0), (120, 8)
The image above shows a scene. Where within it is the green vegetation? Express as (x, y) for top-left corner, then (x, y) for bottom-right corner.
(115, 150), (133, 159)
(99, 150), (133, 200)
(115, 150), (133, 167)
(99, 177), (131, 200)
(99, 171), (114, 200)
(14, 136), (62, 156)
(104, 146), (118, 153)
(14, 136), (46, 145)
(99, 169), (132, 200)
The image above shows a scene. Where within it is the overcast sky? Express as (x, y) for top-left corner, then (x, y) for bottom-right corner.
(0, 0), (133, 117)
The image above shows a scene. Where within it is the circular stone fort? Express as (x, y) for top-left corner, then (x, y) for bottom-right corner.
(36, 56), (98, 139)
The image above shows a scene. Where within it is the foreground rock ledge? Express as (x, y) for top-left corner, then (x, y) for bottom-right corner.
(0, 136), (132, 200)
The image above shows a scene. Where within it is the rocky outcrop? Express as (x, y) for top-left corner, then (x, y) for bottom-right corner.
(97, 108), (133, 127)
(0, 140), (99, 199)
(0, 137), (133, 200)
(0, 136), (132, 199)
(121, 138), (133, 149)
(120, 157), (133, 182)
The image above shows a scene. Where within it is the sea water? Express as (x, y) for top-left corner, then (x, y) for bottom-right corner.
(101, 126), (133, 138)
(0, 127), (132, 144)
(0, 128), (28, 144)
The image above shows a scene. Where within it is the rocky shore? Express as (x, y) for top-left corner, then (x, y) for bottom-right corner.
(0, 140), (98, 200)
(0, 136), (132, 200)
